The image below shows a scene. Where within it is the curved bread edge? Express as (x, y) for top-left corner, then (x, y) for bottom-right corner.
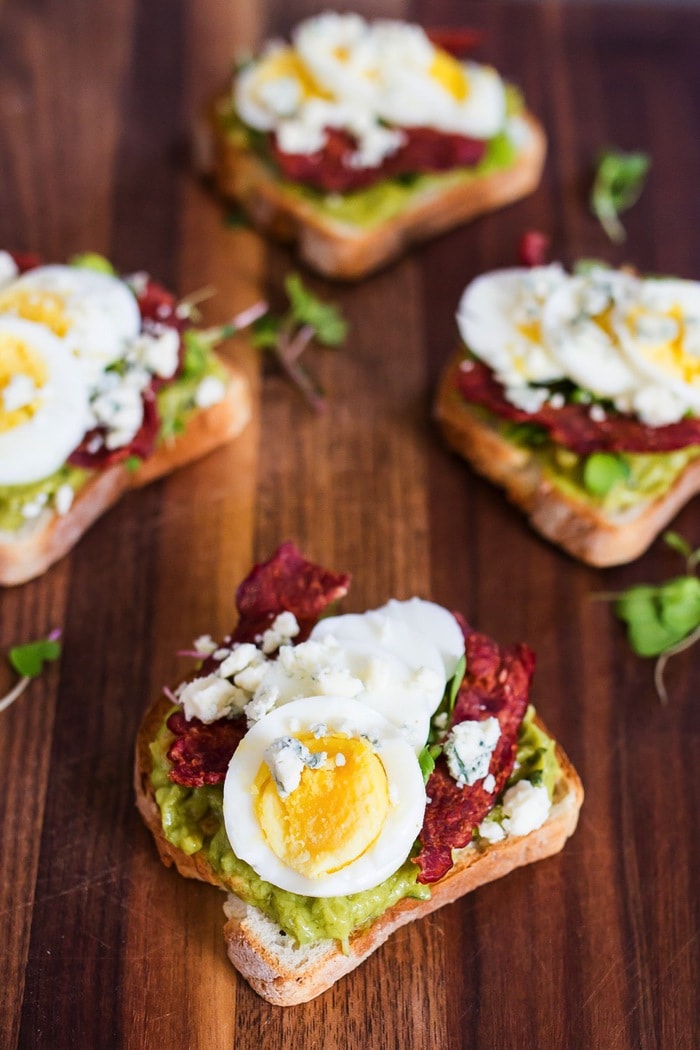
(434, 353), (700, 567)
(0, 360), (251, 587)
(206, 102), (547, 280)
(135, 694), (583, 1006)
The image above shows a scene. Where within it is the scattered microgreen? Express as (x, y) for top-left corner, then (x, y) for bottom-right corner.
(1, 631), (62, 714)
(590, 148), (651, 243)
(610, 532), (700, 702)
(418, 744), (443, 784)
(251, 274), (348, 412)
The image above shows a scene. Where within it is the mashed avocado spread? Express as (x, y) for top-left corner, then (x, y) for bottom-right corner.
(498, 414), (700, 515)
(150, 704), (560, 948)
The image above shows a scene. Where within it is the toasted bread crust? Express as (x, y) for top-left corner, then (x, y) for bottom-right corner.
(205, 99), (547, 280)
(434, 353), (700, 566)
(135, 692), (583, 1005)
(0, 361), (251, 587)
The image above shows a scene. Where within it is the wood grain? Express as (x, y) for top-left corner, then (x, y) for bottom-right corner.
(0, 2), (698, 1048)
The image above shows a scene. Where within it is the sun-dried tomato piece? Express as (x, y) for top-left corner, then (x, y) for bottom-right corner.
(414, 626), (534, 884)
(271, 125), (486, 194)
(166, 709), (247, 787)
(67, 387), (160, 469)
(517, 230), (550, 268)
(232, 542), (351, 644)
(455, 358), (700, 454)
(425, 26), (485, 57)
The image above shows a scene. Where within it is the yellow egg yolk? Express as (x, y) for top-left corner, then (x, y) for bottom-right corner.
(0, 288), (70, 339)
(628, 304), (700, 388)
(428, 48), (469, 101)
(0, 334), (46, 433)
(254, 733), (389, 880)
(255, 47), (334, 102)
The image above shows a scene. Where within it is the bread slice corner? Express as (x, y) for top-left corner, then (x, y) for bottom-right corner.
(203, 99), (547, 281)
(434, 352), (700, 567)
(0, 359), (251, 587)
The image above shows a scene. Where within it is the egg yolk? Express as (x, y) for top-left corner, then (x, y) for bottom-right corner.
(0, 288), (70, 339)
(0, 334), (46, 433)
(255, 48), (334, 102)
(428, 48), (469, 101)
(628, 304), (700, 387)
(254, 733), (389, 880)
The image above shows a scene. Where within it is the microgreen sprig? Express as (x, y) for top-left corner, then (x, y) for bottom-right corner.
(590, 148), (651, 243)
(610, 532), (700, 703)
(251, 274), (348, 413)
(0, 630), (62, 714)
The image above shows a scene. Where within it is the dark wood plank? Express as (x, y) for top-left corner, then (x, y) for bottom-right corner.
(0, 2), (698, 1049)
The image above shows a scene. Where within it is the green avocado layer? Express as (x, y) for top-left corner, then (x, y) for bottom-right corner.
(150, 704), (560, 948)
(499, 415), (700, 515)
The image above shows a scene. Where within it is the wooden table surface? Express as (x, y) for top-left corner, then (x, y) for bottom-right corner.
(1, 2), (698, 1047)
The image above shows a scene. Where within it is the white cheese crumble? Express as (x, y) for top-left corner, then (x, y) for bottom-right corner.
(194, 375), (226, 409)
(477, 818), (506, 844)
(501, 780), (550, 837)
(54, 484), (74, 516)
(261, 611), (300, 654)
(193, 634), (218, 655)
(130, 325), (180, 379)
(444, 716), (500, 788)
(264, 736), (327, 798)
(178, 673), (246, 723)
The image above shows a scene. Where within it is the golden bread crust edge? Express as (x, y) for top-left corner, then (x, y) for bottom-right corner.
(205, 99), (547, 280)
(134, 692), (583, 1006)
(0, 360), (251, 587)
(434, 353), (700, 567)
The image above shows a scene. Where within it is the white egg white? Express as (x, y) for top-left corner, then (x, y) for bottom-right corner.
(542, 270), (641, 397)
(0, 317), (89, 485)
(376, 598), (465, 679)
(457, 267), (567, 388)
(614, 277), (700, 411)
(223, 696), (427, 897)
(0, 265), (141, 384)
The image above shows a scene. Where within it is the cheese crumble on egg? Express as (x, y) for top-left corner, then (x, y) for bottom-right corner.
(457, 264), (700, 427)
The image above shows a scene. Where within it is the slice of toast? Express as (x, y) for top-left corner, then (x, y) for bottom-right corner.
(434, 353), (700, 567)
(203, 101), (547, 281)
(135, 693), (583, 1006)
(0, 360), (251, 586)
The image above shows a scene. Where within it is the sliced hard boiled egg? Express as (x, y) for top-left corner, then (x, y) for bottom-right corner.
(542, 269), (640, 397)
(376, 598), (465, 679)
(457, 267), (567, 387)
(0, 317), (89, 485)
(0, 265), (141, 383)
(614, 277), (700, 412)
(223, 696), (426, 897)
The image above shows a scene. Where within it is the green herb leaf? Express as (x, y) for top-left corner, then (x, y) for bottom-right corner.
(223, 209), (251, 229)
(284, 274), (348, 347)
(591, 148), (651, 243)
(182, 330), (209, 378)
(446, 655), (466, 717)
(663, 530), (694, 563)
(418, 744), (443, 784)
(251, 314), (282, 350)
(9, 637), (62, 678)
(612, 535), (700, 701)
